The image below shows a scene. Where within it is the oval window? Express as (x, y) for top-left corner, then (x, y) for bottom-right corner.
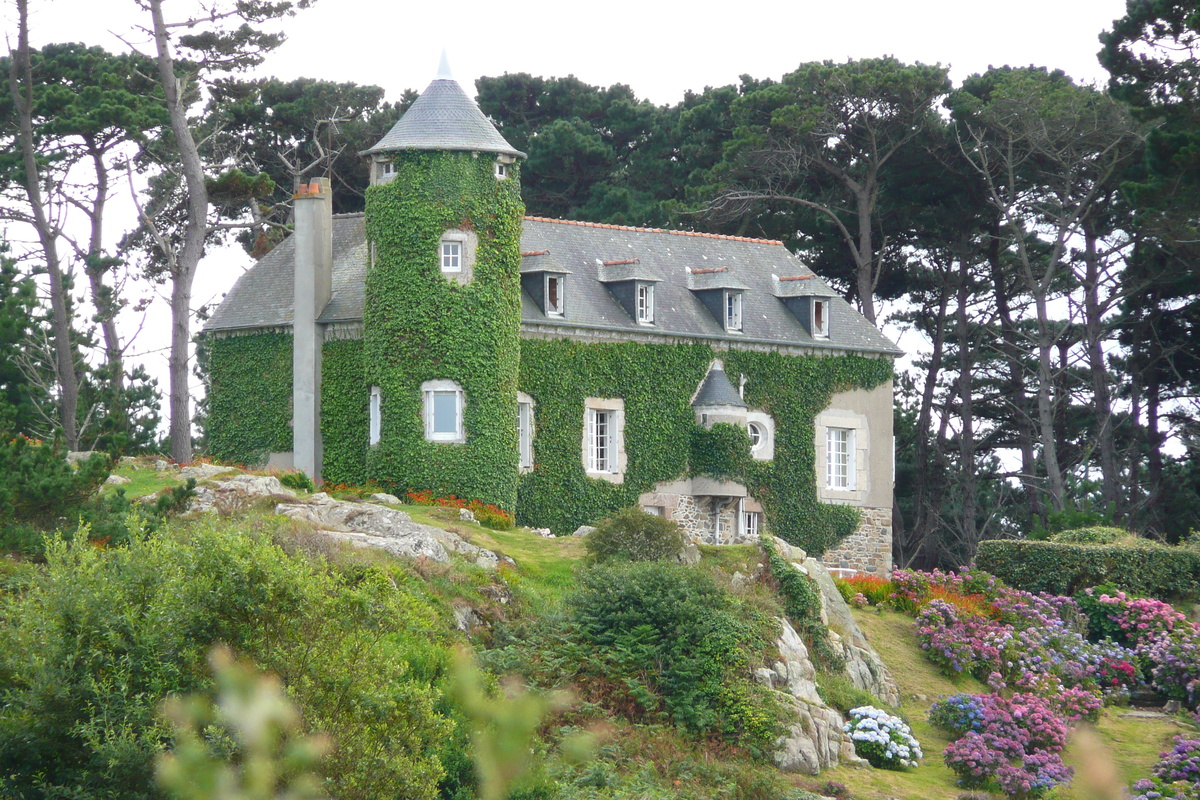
(748, 422), (764, 450)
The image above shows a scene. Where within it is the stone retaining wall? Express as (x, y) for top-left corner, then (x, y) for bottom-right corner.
(820, 505), (892, 577)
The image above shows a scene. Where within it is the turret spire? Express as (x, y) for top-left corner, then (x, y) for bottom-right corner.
(436, 49), (453, 80)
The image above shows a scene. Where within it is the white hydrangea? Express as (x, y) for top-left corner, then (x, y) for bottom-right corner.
(843, 706), (924, 769)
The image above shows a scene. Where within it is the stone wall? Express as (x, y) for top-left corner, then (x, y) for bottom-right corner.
(820, 505), (892, 577)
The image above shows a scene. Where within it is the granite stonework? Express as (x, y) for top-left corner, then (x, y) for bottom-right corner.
(819, 505), (892, 577)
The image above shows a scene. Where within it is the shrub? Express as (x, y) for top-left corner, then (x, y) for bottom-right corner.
(976, 539), (1200, 599)
(843, 706), (922, 770)
(840, 574), (893, 606)
(0, 434), (110, 530)
(1130, 735), (1200, 800)
(0, 520), (453, 800)
(1050, 526), (1127, 545)
(279, 471), (316, 492)
(566, 561), (781, 752)
(816, 672), (881, 714)
(584, 507), (686, 564)
(929, 694), (986, 737)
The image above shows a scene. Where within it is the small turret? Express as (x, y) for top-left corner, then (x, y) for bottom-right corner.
(363, 53), (524, 185)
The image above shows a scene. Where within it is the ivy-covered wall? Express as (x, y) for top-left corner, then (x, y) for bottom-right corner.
(362, 151), (524, 511)
(517, 339), (892, 555)
(320, 338), (368, 486)
(207, 332), (293, 465)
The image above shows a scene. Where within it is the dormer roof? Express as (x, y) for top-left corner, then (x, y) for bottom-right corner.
(362, 59), (525, 159)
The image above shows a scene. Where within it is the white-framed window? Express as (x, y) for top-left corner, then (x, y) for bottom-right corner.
(369, 386), (381, 446)
(440, 240), (462, 273)
(743, 509), (761, 537)
(746, 411), (775, 461)
(748, 422), (764, 450)
(583, 398), (625, 481)
(588, 409), (613, 472)
(826, 426), (856, 490)
(812, 298), (830, 338)
(545, 274), (564, 316)
(725, 290), (743, 332)
(381, 160), (395, 176)
(636, 282), (654, 324)
(422, 380), (465, 443)
(495, 161), (509, 180)
(642, 505), (664, 517)
(517, 392), (534, 470)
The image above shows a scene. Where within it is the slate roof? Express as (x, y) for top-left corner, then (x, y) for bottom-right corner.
(692, 363), (748, 408)
(361, 77), (525, 159)
(204, 214), (902, 356)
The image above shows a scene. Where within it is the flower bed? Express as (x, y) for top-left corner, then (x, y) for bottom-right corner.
(1130, 735), (1200, 800)
(848, 565), (1200, 797)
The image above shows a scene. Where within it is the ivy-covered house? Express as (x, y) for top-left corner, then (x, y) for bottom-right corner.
(202, 62), (902, 575)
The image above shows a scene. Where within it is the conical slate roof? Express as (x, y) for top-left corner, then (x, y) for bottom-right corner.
(362, 61), (525, 159)
(692, 361), (748, 408)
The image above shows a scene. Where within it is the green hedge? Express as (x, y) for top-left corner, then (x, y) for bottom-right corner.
(975, 539), (1200, 598)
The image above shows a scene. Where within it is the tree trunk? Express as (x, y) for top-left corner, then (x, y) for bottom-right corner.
(1033, 291), (1066, 512)
(1081, 222), (1120, 512)
(85, 141), (125, 398)
(9, 0), (80, 448)
(987, 227), (1041, 522)
(955, 255), (979, 556)
(911, 278), (951, 558)
(149, 0), (210, 463)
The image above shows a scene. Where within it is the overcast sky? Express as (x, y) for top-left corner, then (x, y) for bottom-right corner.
(5, 0), (1133, 422)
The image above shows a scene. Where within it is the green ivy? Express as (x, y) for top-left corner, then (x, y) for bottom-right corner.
(207, 332), (293, 465)
(690, 422), (752, 480)
(320, 338), (368, 486)
(362, 151), (524, 511)
(518, 340), (890, 554)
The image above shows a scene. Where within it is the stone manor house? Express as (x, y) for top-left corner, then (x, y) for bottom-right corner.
(203, 62), (902, 575)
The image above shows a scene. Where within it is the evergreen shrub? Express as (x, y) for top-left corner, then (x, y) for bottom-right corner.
(1050, 526), (1128, 545)
(567, 561), (781, 753)
(0, 520), (453, 800)
(584, 506), (686, 563)
(976, 539), (1200, 599)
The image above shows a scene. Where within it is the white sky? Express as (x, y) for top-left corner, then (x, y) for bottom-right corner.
(4, 0), (1132, 435)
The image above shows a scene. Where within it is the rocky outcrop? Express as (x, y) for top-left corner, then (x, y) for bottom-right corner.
(756, 617), (865, 774)
(764, 537), (900, 709)
(188, 475), (297, 513)
(274, 493), (509, 570)
(803, 555), (901, 708)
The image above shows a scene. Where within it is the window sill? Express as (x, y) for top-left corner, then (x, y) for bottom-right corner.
(585, 469), (624, 484)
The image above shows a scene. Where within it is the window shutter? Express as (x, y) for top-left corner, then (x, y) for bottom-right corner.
(586, 409), (596, 470)
(825, 427), (833, 487)
(848, 428), (858, 490)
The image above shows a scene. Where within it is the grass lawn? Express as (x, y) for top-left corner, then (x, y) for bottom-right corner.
(104, 461), (185, 500)
(812, 608), (1186, 800)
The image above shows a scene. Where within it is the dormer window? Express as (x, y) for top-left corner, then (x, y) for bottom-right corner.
(725, 291), (743, 332)
(812, 298), (830, 338)
(440, 239), (462, 273)
(545, 274), (564, 316)
(636, 282), (654, 324)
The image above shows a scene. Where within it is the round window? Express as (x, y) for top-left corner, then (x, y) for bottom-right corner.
(748, 422), (764, 449)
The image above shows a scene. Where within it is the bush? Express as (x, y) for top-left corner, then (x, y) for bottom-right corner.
(843, 706), (922, 769)
(584, 507), (686, 564)
(279, 470), (316, 492)
(0, 434), (110, 530)
(1050, 526), (1128, 545)
(976, 539), (1200, 599)
(567, 561), (781, 752)
(0, 520), (453, 800)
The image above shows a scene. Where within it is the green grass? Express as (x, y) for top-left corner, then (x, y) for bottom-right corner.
(398, 504), (584, 605)
(104, 462), (184, 500)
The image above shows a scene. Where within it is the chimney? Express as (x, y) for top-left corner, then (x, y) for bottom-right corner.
(293, 177), (332, 481)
